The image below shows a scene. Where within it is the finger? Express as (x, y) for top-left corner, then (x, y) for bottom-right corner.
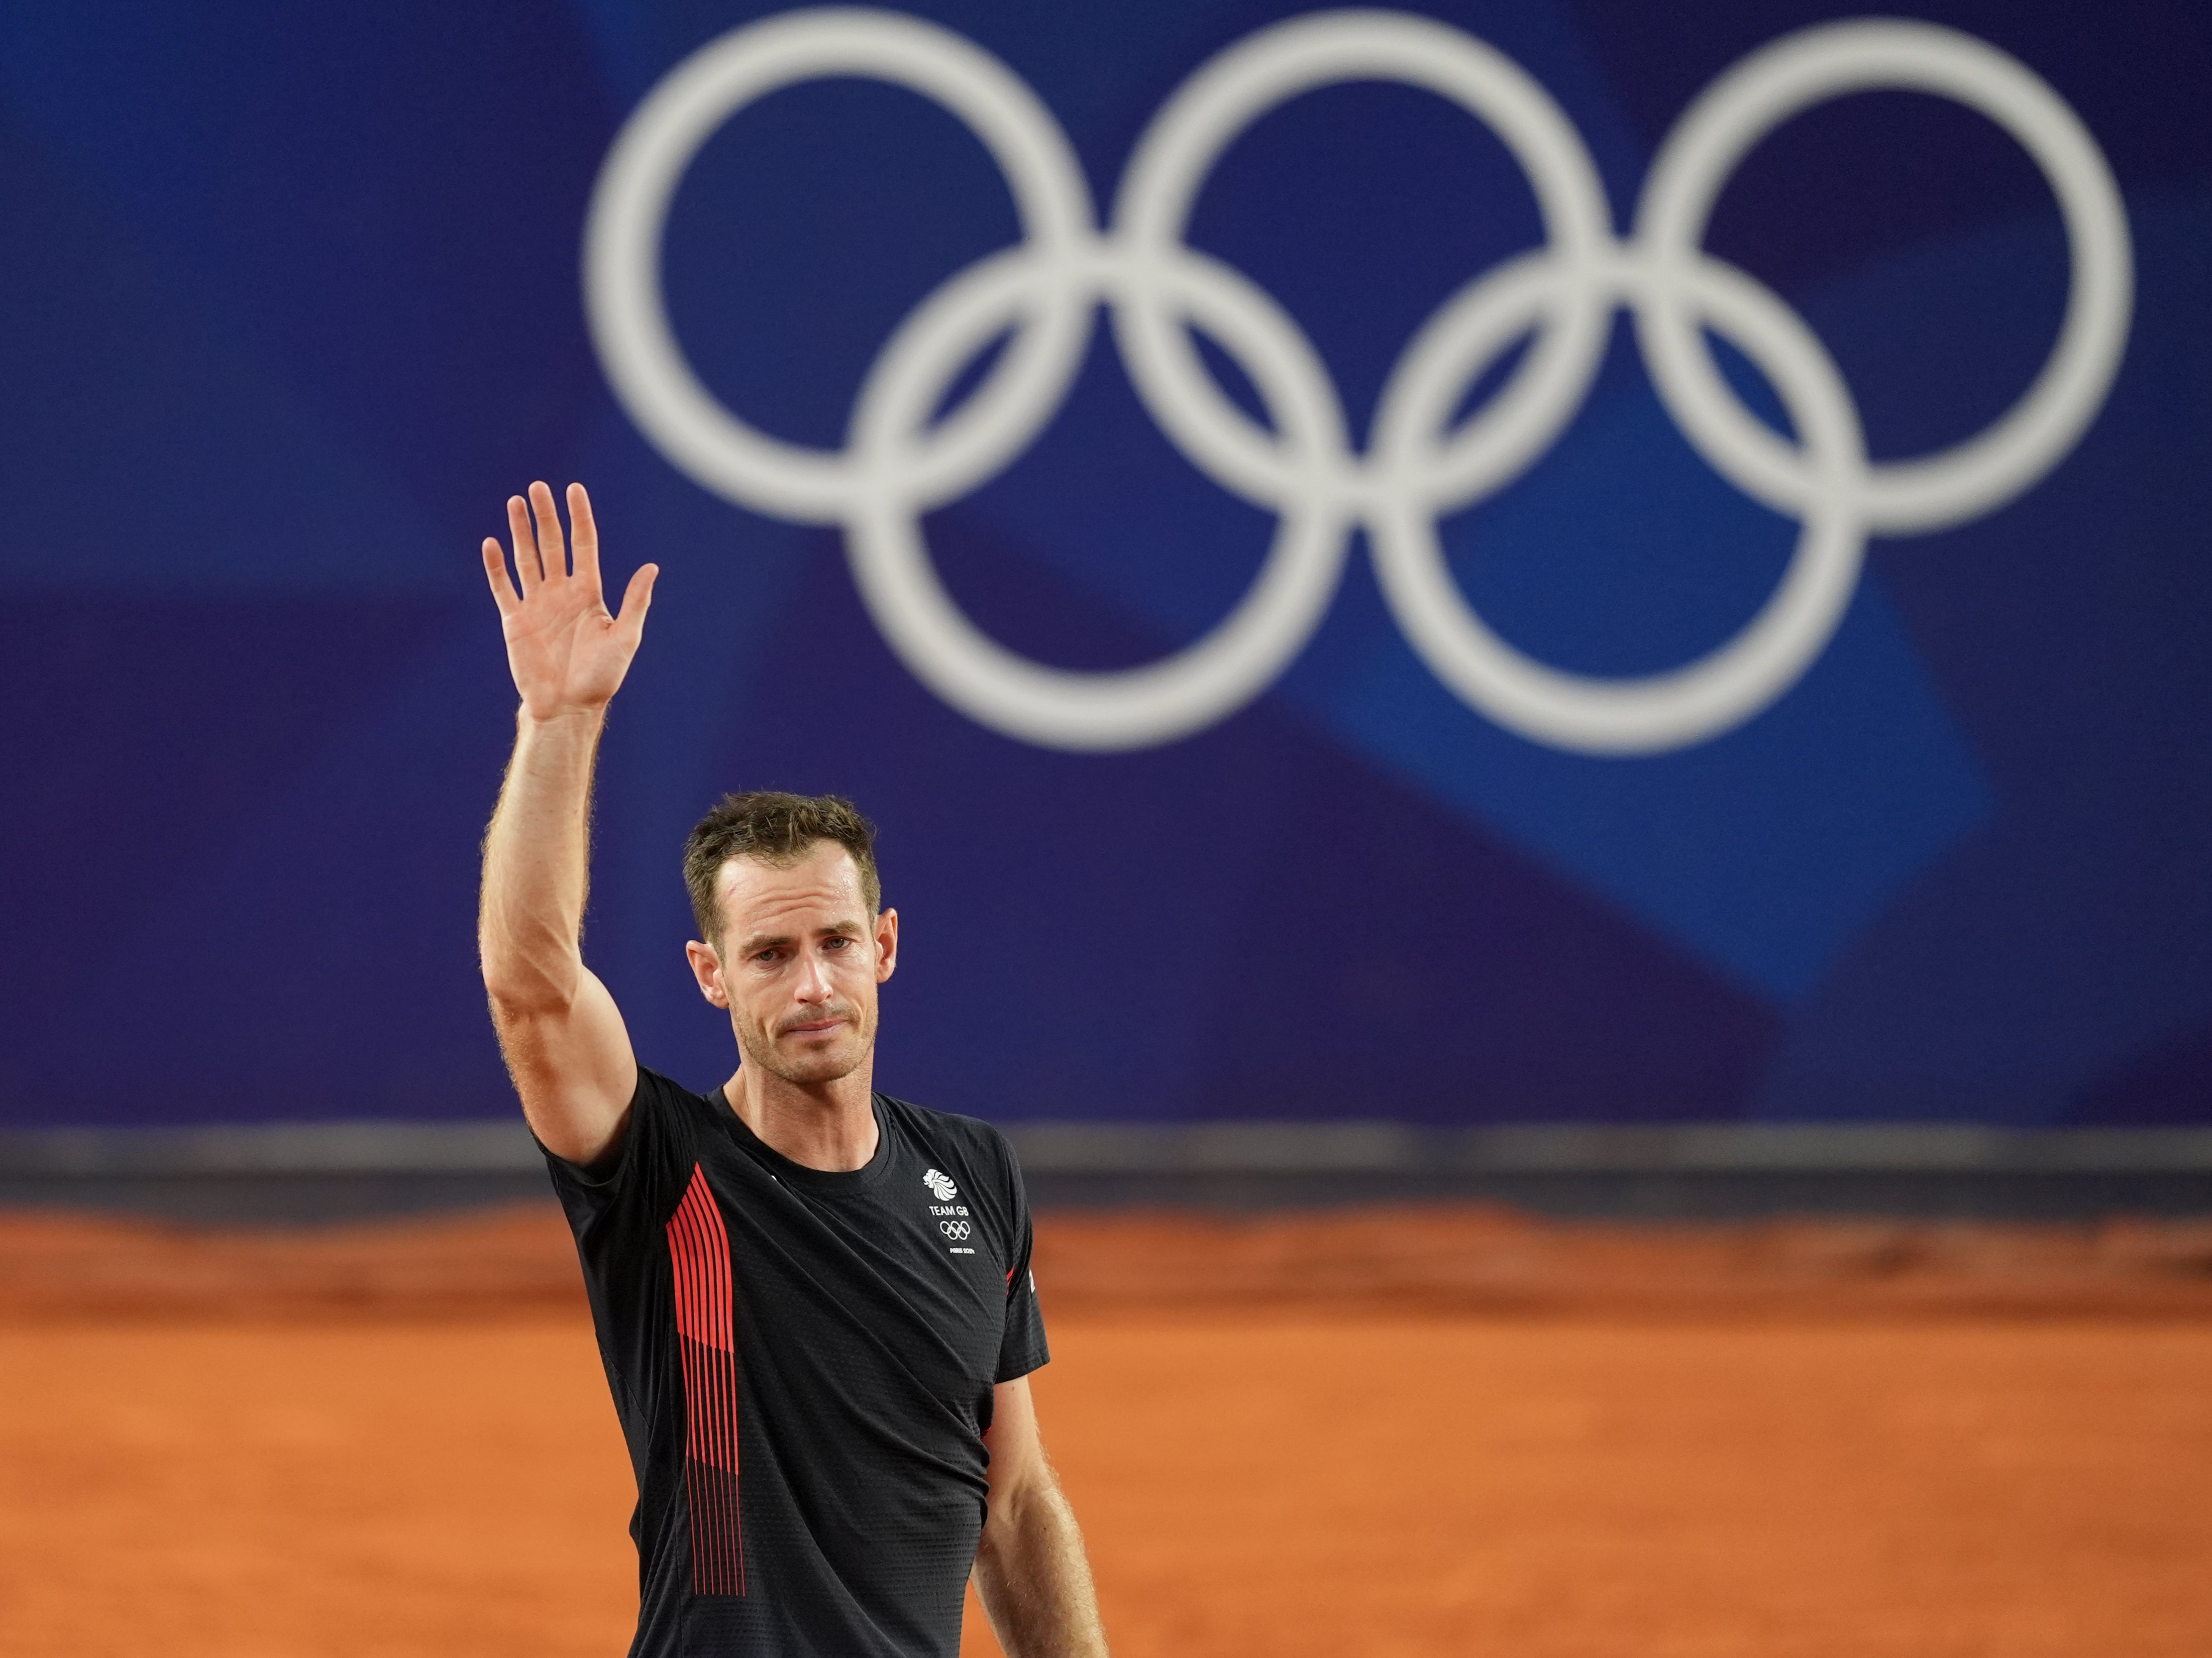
(614, 562), (658, 647)
(529, 480), (566, 581)
(567, 483), (602, 592)
(481, 537), (521, 616)
(507, 494), (542, 593)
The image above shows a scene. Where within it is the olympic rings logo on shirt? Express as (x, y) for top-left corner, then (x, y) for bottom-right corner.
(584, 8), (2130, 755)
(939, 1218), (972, 1241)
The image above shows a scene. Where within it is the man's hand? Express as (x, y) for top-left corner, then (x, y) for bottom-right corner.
(482, 481), (657, 720)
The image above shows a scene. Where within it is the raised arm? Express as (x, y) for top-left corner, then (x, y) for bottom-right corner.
(478, 481), (658, 1166)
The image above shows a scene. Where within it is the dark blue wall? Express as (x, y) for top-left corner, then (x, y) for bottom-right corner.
(2, 0), (2207, 1128)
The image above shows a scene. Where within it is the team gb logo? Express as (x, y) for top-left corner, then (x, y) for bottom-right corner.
(923, 1168), (958, 1202)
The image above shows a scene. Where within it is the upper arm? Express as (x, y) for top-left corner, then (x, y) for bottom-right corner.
(488, 962), (638, 1166)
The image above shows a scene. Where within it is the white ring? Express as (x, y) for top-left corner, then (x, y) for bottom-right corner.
(846, 246), (1354, 750)
(1634, 18), (2132, 533)
(1369, 254), (1867, 753)
(1110, 8), (1615, 512)
(582, 7), (1097, 525)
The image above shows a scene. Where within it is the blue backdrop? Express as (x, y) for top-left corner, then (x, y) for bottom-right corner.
(2, 0), (2207, 1129)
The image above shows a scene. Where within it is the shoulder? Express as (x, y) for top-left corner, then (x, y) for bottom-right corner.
(616, 1064), (725, 1154)
(634, 1064), (720, 1118)
(546, 1065), (713, 1198)
(878, 1095), (1024, 1190)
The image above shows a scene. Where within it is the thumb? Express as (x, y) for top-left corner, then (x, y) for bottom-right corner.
(615, 562), (658, 641)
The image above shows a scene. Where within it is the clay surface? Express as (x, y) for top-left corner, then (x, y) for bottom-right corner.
(1, 1208), (2208, 1656)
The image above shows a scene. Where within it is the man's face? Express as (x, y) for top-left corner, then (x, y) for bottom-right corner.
(685, 842), (897, 1088)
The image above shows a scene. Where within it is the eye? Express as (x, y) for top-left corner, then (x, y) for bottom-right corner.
(825, 936), (851, 951)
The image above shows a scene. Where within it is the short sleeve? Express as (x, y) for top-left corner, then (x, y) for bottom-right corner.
(539, 1065), (699, 1240)
(994, 1141), (1051, 1383)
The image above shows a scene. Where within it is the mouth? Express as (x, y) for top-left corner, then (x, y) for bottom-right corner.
(780, 1015), (849, 1038)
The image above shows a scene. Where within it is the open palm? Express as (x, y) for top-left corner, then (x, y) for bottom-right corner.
(482, 482), (658, 720)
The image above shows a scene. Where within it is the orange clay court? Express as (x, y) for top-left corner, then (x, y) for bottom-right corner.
(2, 1204), (2210, 1658)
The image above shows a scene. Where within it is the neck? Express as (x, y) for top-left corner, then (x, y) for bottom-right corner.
(724, 1060), (879, 1173)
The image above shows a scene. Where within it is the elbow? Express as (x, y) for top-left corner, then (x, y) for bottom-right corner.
(477, 916), (583, 1018)
(975, 1504), (1019, 1574)
(479, 960), (576, 1022)
(982, 1465), (1055, 1554)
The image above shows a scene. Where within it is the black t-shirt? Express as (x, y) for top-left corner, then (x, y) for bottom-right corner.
(542, 1067), (1050, 1658)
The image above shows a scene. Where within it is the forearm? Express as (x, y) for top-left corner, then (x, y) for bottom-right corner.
(974, 1468), (1110, 1658)
(479, 707), (606, 1010)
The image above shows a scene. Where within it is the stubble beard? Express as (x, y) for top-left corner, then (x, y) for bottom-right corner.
(737, 1000), (876, 1087)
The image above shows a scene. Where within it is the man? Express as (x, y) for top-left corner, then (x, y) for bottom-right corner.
(477, 480), (1110, 1658)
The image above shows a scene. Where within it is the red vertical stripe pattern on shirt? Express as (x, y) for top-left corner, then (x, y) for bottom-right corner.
(666, 1164), (745, 1596)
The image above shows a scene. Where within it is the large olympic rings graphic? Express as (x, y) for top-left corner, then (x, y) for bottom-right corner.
(585, 8), (2130, 754)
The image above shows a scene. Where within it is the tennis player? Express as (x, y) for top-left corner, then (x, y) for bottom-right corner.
(477, 481), (1110, 1658)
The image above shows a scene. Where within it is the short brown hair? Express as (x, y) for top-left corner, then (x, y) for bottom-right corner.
(683, 791), (881, 946)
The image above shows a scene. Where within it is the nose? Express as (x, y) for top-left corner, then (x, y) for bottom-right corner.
(794, 948), (834, 1003)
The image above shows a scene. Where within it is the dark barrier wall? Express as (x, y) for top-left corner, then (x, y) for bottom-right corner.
(2, 0), (2207, 1129)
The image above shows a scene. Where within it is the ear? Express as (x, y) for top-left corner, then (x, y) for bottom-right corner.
(874, 907), (899, 984)
(686, 939), (730, 1008)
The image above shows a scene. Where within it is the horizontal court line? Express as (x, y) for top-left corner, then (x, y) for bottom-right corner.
(2, 1122), (2211, 1178)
